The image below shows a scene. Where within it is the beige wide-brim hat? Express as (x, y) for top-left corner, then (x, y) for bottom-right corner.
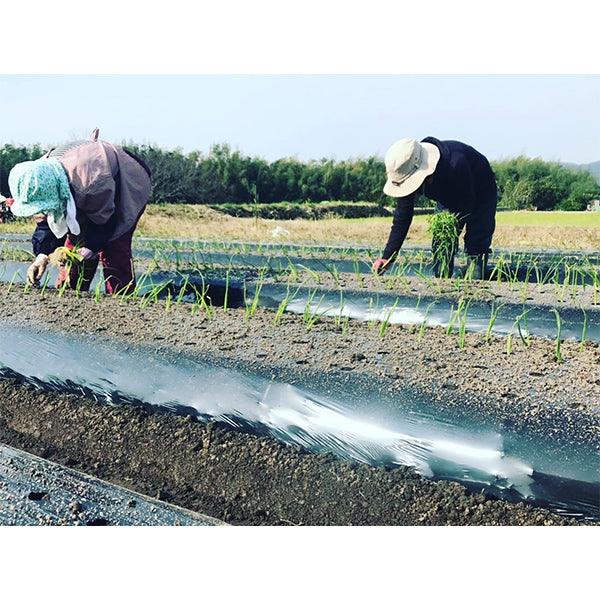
(383, 139), (440, 198)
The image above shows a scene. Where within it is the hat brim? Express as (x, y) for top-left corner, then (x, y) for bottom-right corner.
(383, 142), (440, 198)
(9, 198), (48, 218)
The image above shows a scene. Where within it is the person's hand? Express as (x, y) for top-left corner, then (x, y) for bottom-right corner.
(27, 254), (49, 285)
(372, 258), (391, 275)
(48, 246), (95, 266)
(76, 247), (98, 261)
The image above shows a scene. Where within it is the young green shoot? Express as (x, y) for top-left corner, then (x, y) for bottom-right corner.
(579, 306), (588, 352)
(6, 271), (18, 293)
(457, 299), (472, 348)
(515, 308), (532, 348)
(94, 277), (103, 304)
(485, 302), (505, 342)
(299, 264), (322, 285)
(176, 275), (191, 305)
(418, 302), (435, 343)
(303, 290), (327, 330)
(551, 308), (563, 363)
(379, 298), (399, 338)
(506, 332), (514, 356)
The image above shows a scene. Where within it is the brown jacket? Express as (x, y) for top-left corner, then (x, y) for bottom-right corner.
(53, 138), (152, 242)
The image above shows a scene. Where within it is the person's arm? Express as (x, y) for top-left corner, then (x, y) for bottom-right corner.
(382, 193), (415, 261)
(27, 219), (65, 285)
(372, 194), (415, 274)
(32, 219), (65, 256)
(83, 212), (118, 254)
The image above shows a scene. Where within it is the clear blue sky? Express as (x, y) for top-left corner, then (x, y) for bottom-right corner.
(1, 74), (598, 165)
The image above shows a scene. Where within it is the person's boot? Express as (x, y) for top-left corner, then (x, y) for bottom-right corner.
(466, 254), (487, 280)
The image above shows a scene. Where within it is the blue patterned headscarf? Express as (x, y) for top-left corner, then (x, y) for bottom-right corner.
(8, 158), (71, 219)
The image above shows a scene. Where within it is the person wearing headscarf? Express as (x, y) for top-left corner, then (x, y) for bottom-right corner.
(372, 137), (497, 279)
(9, 128), (152, 293)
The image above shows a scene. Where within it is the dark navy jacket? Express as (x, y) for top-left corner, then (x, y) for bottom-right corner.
(382, 137), (497, 260)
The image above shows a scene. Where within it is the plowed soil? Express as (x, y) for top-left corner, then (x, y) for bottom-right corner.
(0, 277), (598, 526)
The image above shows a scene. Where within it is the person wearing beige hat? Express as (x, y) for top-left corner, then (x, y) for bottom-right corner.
(372, 137), (497, 279)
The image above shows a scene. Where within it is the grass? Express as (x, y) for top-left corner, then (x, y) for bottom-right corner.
(495, 211), (600, 227)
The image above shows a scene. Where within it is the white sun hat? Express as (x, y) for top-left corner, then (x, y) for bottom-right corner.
(383, 139), (441, 197)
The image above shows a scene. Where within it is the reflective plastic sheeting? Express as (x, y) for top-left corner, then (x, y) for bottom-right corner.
(0, 324), (598, 520)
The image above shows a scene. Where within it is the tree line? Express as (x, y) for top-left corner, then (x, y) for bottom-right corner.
(1, 142), (598, 211)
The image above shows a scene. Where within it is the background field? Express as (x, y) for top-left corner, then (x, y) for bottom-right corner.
(3, 206), (600, 250)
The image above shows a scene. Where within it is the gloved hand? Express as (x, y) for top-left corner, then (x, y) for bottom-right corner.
(76, 247), (98, 261)
(48, 246), (97, 267)
(372, 257), (391, 275)
(27, 254), (49, 285)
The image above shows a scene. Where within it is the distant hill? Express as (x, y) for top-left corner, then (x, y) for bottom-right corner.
(561, 161), (600, 183)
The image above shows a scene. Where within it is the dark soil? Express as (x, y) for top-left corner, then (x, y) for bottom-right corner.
(0, 278), (598, 526)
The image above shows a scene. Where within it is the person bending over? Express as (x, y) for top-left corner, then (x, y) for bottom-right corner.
(9, 128), (152, 294)
(372, 137), (497, 279)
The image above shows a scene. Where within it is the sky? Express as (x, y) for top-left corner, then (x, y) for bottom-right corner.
(1, 74), (598, 165)
(2, 1), (599, 168)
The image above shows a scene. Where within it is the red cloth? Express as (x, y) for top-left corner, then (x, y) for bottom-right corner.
(56, 225), (136, 295)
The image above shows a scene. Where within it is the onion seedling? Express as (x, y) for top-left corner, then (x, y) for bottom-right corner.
(418, 302), (435, 342)
(506, 332), (513, 356)
(446, 297), (467, 334)
(579, 306), (588, 352)
(551, 308), (563, 363)
(379, 298), (399, 338)
(6, 271), (18, 293)
(303, 290), (327, 330)
(515, 308), (532, 348)
(485, 302), (505, 342)
(457, 299), (472, 348)
(274, 285), (298, 325)
(94, 278), (103, 304)
(176, 275), (191, 305)
(244, 273), (266, 322)
(352, 259), (364, 288)
(299, 264), (322, 285)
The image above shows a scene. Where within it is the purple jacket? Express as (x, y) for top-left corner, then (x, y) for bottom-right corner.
(33, 137), (152, 255)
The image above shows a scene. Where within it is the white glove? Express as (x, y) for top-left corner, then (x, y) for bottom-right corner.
(27, 254), (49, 285)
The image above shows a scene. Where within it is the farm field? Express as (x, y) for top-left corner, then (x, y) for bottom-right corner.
(3, 206), (600, 249)
(0, 212), (599, 526)
(139, 206), (600, 250)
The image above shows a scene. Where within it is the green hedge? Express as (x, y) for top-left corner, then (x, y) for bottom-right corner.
(2, 142), (598, 212)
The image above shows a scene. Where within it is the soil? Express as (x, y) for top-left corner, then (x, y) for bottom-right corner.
(0, 271), (598, 526)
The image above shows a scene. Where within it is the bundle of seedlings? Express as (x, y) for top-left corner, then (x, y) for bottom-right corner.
(428, 211), (460, 278)
(47, 246), (84, 267)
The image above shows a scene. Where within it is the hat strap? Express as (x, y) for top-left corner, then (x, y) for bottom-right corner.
(391, 144), (423, 185)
